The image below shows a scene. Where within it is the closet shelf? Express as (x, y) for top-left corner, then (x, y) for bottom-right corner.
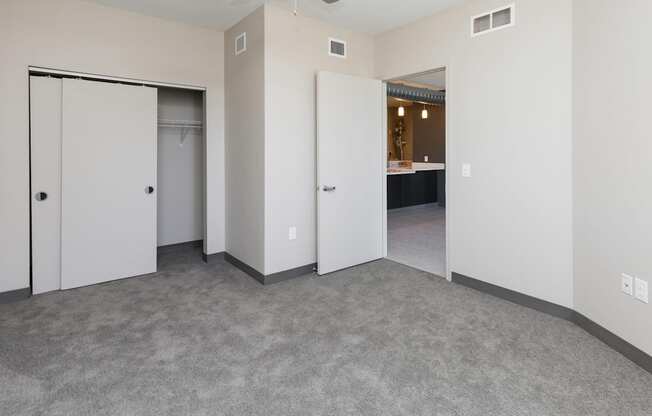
(158, 119), (203, 147)
(158, 119), (203, 129)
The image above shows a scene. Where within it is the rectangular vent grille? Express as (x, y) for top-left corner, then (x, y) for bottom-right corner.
(329, 38), (347, 58)
(472, 4), (514, 37)
(235, 32), (246, 55)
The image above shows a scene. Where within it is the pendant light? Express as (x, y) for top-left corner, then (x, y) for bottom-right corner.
(421, 104), (428, 119)
(398, 106), (405, 117)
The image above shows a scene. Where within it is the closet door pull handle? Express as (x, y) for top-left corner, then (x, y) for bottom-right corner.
(35, 192), (48, 201)
(145, 186), (155, 194)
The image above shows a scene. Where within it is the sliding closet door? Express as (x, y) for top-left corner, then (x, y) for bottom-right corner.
(30, 76), (62, 294)
(61, 79), (157, 289)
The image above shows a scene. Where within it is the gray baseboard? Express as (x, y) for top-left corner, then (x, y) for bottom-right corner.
(264, 263), (317, 285)
(572, 312), (652, 374)
(224, 253), (315, 285)
(202, 251), (225, 263)
(224, 254), (265, 283)
(0, 288), (31, 305)
(452, 272), (652, 375)
(452, 272), (575, 320)
(158, 240), (202, 255)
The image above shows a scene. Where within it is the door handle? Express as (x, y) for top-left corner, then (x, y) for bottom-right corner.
(145, 186), (155, 194)
(34, 192), (48, 201)
(323, 186), (336, 192)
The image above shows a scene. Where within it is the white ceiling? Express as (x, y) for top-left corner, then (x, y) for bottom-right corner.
(85, 0), (464, 34)
(402, 70), (446, 90)
(388, 97), (415, 108)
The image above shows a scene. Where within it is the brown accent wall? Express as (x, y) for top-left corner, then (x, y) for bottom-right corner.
(387, 104), (445, 162)
(387, 106), (413, 161)
(412, 104), (445, 163)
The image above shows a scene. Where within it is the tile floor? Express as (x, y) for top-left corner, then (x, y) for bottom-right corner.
(387, 203), (446, 277)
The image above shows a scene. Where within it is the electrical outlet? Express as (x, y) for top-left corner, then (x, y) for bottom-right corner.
(622, 274), (634, 295)
(288, 227), (297, 241)
(635, 278), (649, 304)
(424, 155), (429, 162)
(462, 163), (472, 177)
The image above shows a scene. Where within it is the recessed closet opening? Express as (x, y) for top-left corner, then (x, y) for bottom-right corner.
(156, 87), (205, 254)
(28, 67), (207, 295)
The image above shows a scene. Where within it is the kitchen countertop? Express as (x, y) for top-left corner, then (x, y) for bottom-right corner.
(387, 162), (445, 175)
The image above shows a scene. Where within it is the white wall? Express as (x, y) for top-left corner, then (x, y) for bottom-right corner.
(225, 7), (266, 273)
(264, 4), (375, 274)
(573, 0), (652, 355)
(157, 88), (204, 247)
(0, 0), (225, 293)
(375, 0), (574, 307)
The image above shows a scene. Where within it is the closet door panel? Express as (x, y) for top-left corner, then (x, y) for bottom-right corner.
(61, 79), (157, 289)
(30, 76), (62, 295)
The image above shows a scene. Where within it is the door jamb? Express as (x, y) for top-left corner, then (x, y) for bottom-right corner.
(381, 83), (388, 258)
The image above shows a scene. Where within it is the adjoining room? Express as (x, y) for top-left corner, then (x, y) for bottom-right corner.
(385, 69), (447, 276)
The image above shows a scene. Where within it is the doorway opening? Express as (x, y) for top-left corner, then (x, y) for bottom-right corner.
(384, 68), (447, 278)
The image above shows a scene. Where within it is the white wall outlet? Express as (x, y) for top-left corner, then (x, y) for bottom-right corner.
(634, 278), (649, 304)
(621, 274), (634, 296)
(462, 163), (472, 177)
(424, 155), (429, 162)
(288, 226), (297, 241)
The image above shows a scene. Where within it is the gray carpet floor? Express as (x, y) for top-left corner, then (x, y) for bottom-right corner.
(387, 203), (446, 277)
(1, 246), (651, 416)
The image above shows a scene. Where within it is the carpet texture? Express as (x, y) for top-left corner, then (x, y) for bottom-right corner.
(1, 246), (651, 416)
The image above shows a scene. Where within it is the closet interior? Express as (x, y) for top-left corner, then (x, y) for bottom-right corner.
(156, 87), (205, 249)
(29, 71), (205, 295)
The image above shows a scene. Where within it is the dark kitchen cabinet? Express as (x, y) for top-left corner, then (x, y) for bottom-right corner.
(437, 170), (446, 207)
(387, 170), (440, 209)
(387, 174), (403, 209)
(402, 171), (427, 206)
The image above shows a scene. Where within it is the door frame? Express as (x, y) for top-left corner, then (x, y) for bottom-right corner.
(382, 66), (451, 281)
(28, 66), (209, 292)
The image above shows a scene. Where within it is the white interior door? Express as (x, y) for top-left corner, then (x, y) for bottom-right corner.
(61, 79), (157, 289)
(317, 71), (384, 275)
(30, 76), (63, 294)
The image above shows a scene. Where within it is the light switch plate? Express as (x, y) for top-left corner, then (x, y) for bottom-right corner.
(635, 278), (649, 304)
(621, 274), (634, 296)
(462, 163), (472, 177)
(289, 227), (297, 241)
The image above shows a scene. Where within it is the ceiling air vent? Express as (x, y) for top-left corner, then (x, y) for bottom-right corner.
(328, 38), (347, 58)
(472, 4), (515, 37)
(235, 32), (246, 55)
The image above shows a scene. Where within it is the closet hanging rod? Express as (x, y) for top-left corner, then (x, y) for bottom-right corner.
(158, 119), (203, 147)
(158, 119), (203, 129)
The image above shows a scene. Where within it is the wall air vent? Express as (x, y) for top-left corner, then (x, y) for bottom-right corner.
(328, 38), (347, 58)
(472, 4), (515, 37)
(235, 32), (247, 55)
